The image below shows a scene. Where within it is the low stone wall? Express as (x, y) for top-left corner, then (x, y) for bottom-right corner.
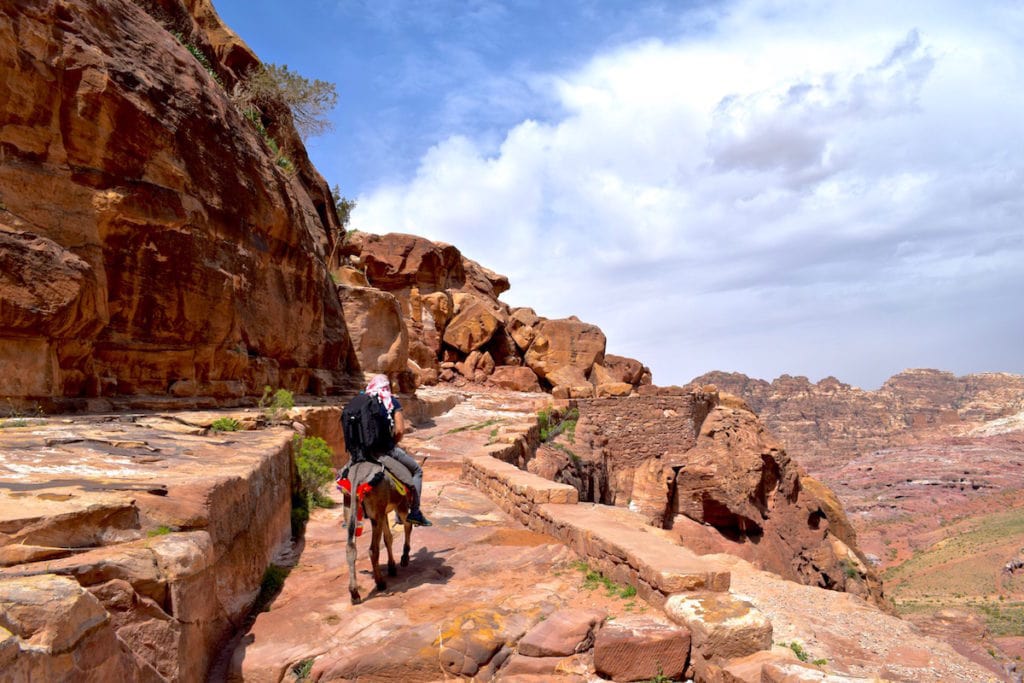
(462, 447), (730, 608)
(462, 454), (579, 526)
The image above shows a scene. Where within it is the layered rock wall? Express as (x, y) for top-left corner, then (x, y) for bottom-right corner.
(0, 0), (351, 409)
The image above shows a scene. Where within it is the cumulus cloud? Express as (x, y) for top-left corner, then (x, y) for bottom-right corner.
(352, 0), (1024, 388)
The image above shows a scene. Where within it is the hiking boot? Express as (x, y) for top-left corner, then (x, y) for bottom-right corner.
(407, 509), (432, 527)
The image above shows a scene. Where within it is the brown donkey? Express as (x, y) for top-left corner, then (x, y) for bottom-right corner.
(343, 460), (414, 604)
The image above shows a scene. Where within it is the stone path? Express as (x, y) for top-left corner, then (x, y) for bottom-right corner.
(228, 390), (674, 681)
(229, 388), (1002, 682)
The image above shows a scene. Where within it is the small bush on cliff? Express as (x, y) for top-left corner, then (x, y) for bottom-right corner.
(172, 32), (224, 87)
(231, 63), (337, 140)
(259, 386), (294, 423)
(294, 435), (335, 509)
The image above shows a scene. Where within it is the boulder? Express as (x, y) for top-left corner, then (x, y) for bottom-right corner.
(337, 284), (408, 375)
(524, 318), (606, 385)
(508, 307), (541, 351)
(664, 592), (771, 678)
(603, 354), (650, 386)
(593, 616), (690, 682)
(443, 295), (501, 353)
(349, 232), (464, 293)
(596, 382), (633, 398)
(490, 367), (542, 393)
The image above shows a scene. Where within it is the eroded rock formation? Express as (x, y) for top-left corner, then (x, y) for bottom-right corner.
(337, 232), (652, 396)
(530, 388), (885, 605)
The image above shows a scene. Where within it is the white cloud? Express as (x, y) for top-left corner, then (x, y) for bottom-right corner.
(352, 0), (1024, 389)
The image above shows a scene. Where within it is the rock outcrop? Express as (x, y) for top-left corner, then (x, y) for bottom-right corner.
(525, 387), (886, 605)
(0, 414), (296, 681)
(338, 232), (651, 396)
(0, 0), (352, 410)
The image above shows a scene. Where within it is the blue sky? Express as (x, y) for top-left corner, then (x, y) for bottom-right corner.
(213, 0), (1024, 390)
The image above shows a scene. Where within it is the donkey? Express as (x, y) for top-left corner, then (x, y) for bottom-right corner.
(343, 459), (415, 604)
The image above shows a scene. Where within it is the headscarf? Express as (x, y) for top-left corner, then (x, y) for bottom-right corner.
(365, 374), (395, 414)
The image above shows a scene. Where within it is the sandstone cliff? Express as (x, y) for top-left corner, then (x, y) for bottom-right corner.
(1, 0), (352, 410)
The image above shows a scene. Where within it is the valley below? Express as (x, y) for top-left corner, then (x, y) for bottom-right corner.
(697, 370), (1024, 679)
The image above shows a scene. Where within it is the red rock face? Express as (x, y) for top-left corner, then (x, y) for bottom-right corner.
(0, 0), (350, 407)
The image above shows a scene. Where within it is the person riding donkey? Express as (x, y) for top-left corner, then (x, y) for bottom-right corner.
(363, 374), (432, 526)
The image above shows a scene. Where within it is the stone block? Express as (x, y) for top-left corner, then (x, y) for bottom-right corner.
(517, 608), (604, 657)
(663, 592), (772, 662)
(593, 615), (690, 682)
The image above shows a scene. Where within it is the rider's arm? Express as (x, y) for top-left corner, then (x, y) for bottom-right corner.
(393, 408), (406, 444)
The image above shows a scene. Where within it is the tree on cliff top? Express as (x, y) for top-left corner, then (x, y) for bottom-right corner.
(232, 63), (338, 139)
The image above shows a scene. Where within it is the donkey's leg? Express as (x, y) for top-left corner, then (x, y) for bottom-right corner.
(382, 514), (397, 577)
(346, 497), (360, 604)
(401, 520), (413, 567)
(369, 517), (386, 591)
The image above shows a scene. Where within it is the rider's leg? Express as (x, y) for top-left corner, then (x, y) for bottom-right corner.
(389, 447), (431, 526)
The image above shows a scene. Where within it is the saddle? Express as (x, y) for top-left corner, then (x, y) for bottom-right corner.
(337, 455), (414, 496)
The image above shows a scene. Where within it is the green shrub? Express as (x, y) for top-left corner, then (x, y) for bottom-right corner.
(147, 525), (172, 537)
(259, 386), (294, 423)
(573, 560), (636, 599)
(172, 32), (224, 87)
(210, 417), (240, 432)
(294, 436), (334, 509)
(840, 559), (859, 579)
(539, 407), (579, 443)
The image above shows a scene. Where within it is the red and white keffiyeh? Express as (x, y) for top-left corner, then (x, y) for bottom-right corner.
(365, 374), (394, 414)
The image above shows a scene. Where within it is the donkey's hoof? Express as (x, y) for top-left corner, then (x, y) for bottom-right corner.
(375, 580), (387, 591)
(387, 562), (397, 577)
(350, 591), (361, 605)
(400, 554), (410, 567)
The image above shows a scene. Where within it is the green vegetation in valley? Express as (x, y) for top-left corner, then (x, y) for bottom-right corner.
(147, 525), (173, 537)
(884, 506), (1024, 600)
(977, 601), (1024, 637)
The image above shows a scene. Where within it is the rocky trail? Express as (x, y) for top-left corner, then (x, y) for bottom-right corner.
(224, 389), (1003, 682)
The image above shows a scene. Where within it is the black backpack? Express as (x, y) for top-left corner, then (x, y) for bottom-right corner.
(341, 393), (394, 460)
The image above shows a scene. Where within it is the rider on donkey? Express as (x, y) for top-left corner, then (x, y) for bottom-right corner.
(364, 374), (432, 527)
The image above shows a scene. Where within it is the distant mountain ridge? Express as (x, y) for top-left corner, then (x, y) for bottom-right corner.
(689, 368), (1024, 472)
